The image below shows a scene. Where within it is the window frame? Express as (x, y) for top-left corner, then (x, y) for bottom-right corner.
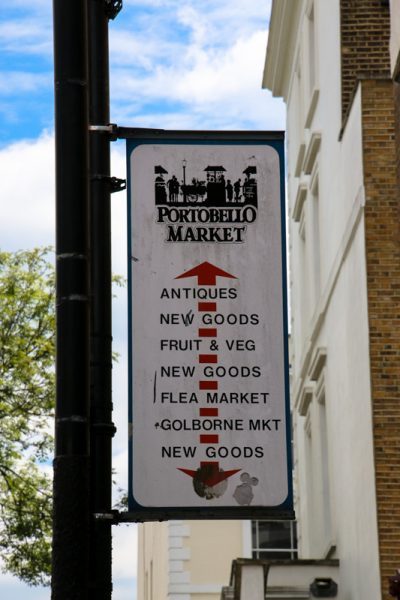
(251, 519), (298, 560)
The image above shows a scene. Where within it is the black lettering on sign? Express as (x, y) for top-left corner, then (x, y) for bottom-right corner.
(161, 446), (197, 458)
(206, 392), (270, 404)
(249, 419), (281, 431)
(160, 312), (195, 325)
(161, 339), (202, 351)
(205, 446), (264, 458)
(161, 392), (199, 403)
(166, 225), (246, 243)
(160, 366), (196, 377)
(203, 365), (261, 378)
(202, 313), (259, 326)
(225, 339), (256, 351)
(160, 288), (238, 300)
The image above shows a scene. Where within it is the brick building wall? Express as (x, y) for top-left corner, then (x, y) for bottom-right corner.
(394, 81), (400, 211)
(340, 0), (391, 121)
(339, 74), (400, 596)
(361, 78), (400, 598)
(340, 1), (400, 595)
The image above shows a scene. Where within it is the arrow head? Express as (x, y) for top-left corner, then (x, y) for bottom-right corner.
(178, 462), (241, 488)
(175, 261), (237, 286)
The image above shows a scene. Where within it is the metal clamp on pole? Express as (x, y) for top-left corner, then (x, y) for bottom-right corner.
(105, 0), (123, 20)
(91, 174), (126, 193)
(93, 510), (121, 524)
(89, 123), (119, 141)
(92, 421), (117, 435)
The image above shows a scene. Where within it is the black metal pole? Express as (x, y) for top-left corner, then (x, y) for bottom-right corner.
(88, 1), (116, 597)
(52, 0), (91, 598)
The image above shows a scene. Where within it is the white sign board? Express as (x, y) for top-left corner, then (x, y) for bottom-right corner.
(126, 130), (292, 519)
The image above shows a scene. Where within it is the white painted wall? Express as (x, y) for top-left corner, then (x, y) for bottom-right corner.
(390, 0), (400, 76)
(240, 565), (264, 600)
(137, 521), (169, 600)
(138, 519), (249, 600)
(270, 0), (381, 598)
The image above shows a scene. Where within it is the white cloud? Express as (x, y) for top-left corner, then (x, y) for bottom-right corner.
(0, 526), (138, 600)
(0, 71), (50, 95)
(110, 28), (182, 69)
(111, 144), (128, 275)
(109, 0), (283, 130)
(4, 0), (50, 8)
(124, 0), (175, 6)
(0, 571), (49, 600)
(111, 346), (129, 461)
(0, 19), (50, 43)
(174, 32), (266, 102)
(0, 137), (128, 258)
(121, 0), (272, 41)
(0, 12), (52, 57)
(113, 524), (138, 579)
(0, 132), (55, 250)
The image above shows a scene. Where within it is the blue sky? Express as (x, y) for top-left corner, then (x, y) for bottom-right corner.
(0, 1), (284, 598)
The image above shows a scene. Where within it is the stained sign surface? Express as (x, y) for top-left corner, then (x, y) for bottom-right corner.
(126, 130), (292, 519)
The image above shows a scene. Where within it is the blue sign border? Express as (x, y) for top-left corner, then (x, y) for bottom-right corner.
(123, 128), (293, 521)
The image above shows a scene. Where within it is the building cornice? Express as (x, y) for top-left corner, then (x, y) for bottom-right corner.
(262, 0), (303, 99)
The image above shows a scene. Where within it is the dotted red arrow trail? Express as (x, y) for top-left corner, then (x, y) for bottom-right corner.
(199, 354), (218, 364)
(198, 328), (217, 338)
(200, 434), (219, 444)
(174, 261), (241, 489)
(200, 407), (219, 417)
(199, 381), (218, 390)
(198, 301), (217, 312)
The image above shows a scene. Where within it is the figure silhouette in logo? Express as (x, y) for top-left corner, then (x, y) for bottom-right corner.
(167, 175), (179, 202)
(204, 166), (227, 206)
(226, 179), (233, 202)
(173, 176), (180, 201)
(154, 165), (168, 204)
(234, 178), (242, 202)
(155, 163), (258, 208)
(242, 166), (258, 207)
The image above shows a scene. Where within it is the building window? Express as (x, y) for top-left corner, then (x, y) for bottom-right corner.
(251, 520), (298, 560)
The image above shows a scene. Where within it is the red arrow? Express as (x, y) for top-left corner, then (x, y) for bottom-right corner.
(175, 261), (237, 286)
(178, 462), (241, 487)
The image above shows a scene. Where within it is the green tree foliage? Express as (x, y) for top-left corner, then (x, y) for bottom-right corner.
(0, 248), (54, 586)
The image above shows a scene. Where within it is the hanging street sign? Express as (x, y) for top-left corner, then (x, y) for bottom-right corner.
(124, 129), (293, 520)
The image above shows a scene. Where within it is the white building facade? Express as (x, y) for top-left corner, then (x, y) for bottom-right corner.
(137, 518), (301, 600)
(137, 520), (251, 600)
(264, 1), (400, 598)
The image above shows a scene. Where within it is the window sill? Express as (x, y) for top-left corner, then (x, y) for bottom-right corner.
(297, 386), (313, 417)
(303, 132), (321, 175)
(294, 142), (306, 177)
(305, 87), (319, 129)
(292, 183), (307, 222)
